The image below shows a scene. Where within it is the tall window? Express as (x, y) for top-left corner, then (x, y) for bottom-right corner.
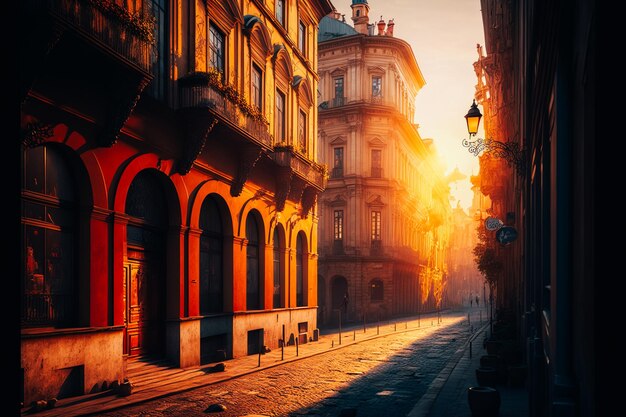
(146, 0), (167, 99)
(22, 146), (77, 328)
(209, 23), (225, 79)
(372, 76), (382, 97)
(371, 211), (381, 241)
(333, 77), (344, 106)
(275, 89), (286, 141)
(199, 197), (223, 314)
(276, 0), (285, 26)
(370, 280), (384, 302)
(332, 147), (344, 178)
(296, 233), (304, 307)
(298, 110), (307, 151)
(273, 228), (283, 308)
(333, 210), (344, 241)
(371, 149), (382, 177)
(246, 214), (261, 310)
(252, 64), (263, 111)
(298, 21), (306, 54)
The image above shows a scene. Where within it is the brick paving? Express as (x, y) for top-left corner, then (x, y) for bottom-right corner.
(23, 308), (528, 417)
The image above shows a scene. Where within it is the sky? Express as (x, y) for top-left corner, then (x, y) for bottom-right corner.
(331, 0), (486, 211)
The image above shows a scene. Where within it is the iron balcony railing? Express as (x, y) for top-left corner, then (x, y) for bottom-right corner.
(26, 0), (155, 72)
(271, 146), (327, 191)
(178, 74), (273, 149)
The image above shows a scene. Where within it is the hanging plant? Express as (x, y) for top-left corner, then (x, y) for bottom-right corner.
(83, 0), (156, 44)
(182, 69), (270, 125)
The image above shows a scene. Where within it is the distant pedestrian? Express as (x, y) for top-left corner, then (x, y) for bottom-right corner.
(343, 292), (349, 314)
(476, 296), (480, 307)
(470, 297), (473, 307)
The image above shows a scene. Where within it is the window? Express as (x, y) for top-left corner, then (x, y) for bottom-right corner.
(252, 64), (263, 111)
(332, 147), (343, 178)
(356, 10), (361, 17)
(298, 110), (307, 151)
(209, 23), (225, 79)
(200, 197), (223, 314)
(370, 280), (384, 302)
(22, 146), (77, 328)
(276, 0), (285, 26)
(246, 214), (261, 310)
(333, 210), (344, 241)
(333, 77), (344, 106)
(146, 0), (167, 99)
(371, 211), (381, 241)
(275, 89), (286, 141)
(372, 76), (382, 97)
(296, 233), (304, 307)
(298, 21), (306, 54)
(273, 228), (283, 308)
(371, 149), (382, 177)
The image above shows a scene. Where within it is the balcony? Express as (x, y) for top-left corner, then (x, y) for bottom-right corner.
(331, 167), (344, 179)
(371, 240), (383, 255)
(271, 146), (327, 191)
(319, 97), (346, 109)
(371, 167), (383, 178)
(25, 0), (154, 73)
(178, 72), (273, 149)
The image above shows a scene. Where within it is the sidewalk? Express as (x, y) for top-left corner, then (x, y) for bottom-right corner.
(22, 310), (455, 417)
(407, 321), (529, 417)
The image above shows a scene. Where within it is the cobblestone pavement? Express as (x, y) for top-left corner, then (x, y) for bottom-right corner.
(100, 311), (480, 417)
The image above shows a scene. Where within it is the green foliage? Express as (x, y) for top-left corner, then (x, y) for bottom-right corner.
(473, 224), (502, 287)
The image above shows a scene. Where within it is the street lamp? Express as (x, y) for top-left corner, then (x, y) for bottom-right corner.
(461, 100), (526, 177)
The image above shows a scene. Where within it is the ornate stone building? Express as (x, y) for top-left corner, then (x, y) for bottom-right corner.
(20, 0), (333, 405)
(316, 1), (450, 325)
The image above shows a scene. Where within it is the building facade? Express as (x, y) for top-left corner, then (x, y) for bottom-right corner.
(473, 0), (596, 415)
(316, 1), (451, 326)
(20, 0), (333, 405)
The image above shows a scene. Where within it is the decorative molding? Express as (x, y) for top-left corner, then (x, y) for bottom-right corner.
(20, 120), (54, 148)
(329, 136), (347, 145)
(366, 194), (385, 207)
(99, 77), (151, 147)
(300, 186), (318, 218)
(274, 166), (293, 212)
(230, 148), (263, 197)
(176, 108), (219, 175)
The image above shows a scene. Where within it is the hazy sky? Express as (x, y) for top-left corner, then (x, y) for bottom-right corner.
(330, 0), (485, 211)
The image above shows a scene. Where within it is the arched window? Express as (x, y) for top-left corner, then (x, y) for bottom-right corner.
(370, 279), (384, 302)
(22, 146), (77, 328)
(246, 213), (261, 310)
(272, 227), (283, 308)
(296, 232), (305, 307)
(200, 196), (223, 314)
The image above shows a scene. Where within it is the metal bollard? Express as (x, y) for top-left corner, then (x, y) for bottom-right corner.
(469, 340), (472, 359)
(394, 323), (397, 331)
(331, 340), (334, 348)
(281, 324), (285, 361)
(296, 337), (299, 356)
(377, 324), (379, 335)
(353, 330), (356, 340)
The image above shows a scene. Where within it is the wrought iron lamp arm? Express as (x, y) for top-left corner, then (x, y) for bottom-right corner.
(462, 136), (526, 177)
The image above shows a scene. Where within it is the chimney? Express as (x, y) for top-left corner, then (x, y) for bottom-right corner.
(377, 16), (386, 36)
(386, 19), (394, 37)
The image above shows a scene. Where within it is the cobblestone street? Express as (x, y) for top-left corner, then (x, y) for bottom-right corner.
(101, 310), (483, 417)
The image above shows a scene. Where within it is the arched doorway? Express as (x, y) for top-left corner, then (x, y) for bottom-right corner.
(125, 170), (168, 357)
(331, 275), (348, 323)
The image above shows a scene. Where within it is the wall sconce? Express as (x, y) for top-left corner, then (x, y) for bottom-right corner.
(462, 100), (526, 177)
